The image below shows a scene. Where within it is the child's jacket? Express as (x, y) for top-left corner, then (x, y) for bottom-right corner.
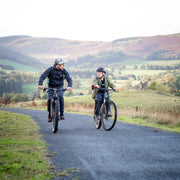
(92, 76), (115, 99)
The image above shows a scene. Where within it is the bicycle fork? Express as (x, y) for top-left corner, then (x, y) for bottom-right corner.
(50, 96), (59, 118)
(104, 99), (111, 120)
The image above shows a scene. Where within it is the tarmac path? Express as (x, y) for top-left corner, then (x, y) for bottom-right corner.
(1, 108), (180, 180)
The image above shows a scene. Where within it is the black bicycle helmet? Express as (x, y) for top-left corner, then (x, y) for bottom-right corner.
(96, 67), (106, 73)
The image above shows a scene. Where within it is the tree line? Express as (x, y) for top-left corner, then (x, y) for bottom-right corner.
(145, 49), (180, 60)
(0, 70), (39, 96)
(138, 64), (180, 70)
(67, 50), (126, 68)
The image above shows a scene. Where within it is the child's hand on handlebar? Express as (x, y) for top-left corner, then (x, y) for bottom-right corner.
(94, 85), (100, 88)
(114, 88), (119, 92)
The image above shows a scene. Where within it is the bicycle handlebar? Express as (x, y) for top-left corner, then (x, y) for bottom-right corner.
(92, 85), (119, 92)
(43, 87), (67, 92)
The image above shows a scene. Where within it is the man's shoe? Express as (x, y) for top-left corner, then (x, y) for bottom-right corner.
(60, 115), (65, 120)
(48, 118), (52, 122)
(47, 114), (52, 122)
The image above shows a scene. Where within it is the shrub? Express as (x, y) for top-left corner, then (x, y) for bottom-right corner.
(11, 94), (29, 102)
(155, 82), (166, 92)
(148, 82), (156, 90)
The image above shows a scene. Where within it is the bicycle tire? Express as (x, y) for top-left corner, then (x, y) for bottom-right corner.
(94, 107), (101, 129)
(52, 100), (60, 133)
(101, 100), (117, 131)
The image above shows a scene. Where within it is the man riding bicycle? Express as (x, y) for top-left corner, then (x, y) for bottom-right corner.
(92, 67), (118, 120)
(38, 58), (72, 121)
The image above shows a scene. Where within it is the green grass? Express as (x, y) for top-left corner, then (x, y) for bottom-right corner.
(0, 111), (54, 180)
(110, 90), (180, 113)
(65, 90), (180, 114)
(118, 116), (180, 133)
(0, 111), (81, 179)
(0, 59), (40, 72)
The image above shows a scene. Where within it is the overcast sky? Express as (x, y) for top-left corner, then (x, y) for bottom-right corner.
(0, 0), (179, 41)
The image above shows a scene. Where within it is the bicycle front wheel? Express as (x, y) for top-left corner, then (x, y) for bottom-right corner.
(101, 100), (117, 131)
(52, 100), (60, 133)
(94, 107), (101, 129)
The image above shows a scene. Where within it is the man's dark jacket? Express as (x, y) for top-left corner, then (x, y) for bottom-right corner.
(39, 66), (72, 87)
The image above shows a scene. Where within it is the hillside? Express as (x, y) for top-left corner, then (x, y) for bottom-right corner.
(0, 33), (180, 66)
(0, 46), (44, 70)
(112, 33), (180, 59)
(0, 35), (110, 64)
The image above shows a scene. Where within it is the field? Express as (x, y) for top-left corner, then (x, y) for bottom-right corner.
(64, 90), (180, 132)
(121, 69), (166, 76)
(0, 59), (40, 72)
(65, 90), (180, 118)
(145, 60), (180, 65)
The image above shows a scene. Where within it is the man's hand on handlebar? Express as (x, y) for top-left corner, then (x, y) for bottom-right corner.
(38, 85), (44, 90)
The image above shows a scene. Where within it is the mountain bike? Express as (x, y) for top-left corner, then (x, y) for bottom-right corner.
(43, 87), (67, 133)
(93, 86), (118, 131)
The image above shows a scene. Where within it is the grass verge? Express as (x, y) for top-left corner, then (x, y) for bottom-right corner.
(0, 111), (81, 179)
(0, 111), (54, 180)
(118, 116), (180, 133)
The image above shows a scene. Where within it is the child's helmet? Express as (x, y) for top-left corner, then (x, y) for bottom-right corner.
(96, 67), (106, 73)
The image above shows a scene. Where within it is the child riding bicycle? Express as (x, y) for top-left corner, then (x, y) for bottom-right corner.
(92, 67), (118, 120)
(38, 58), (72, 121)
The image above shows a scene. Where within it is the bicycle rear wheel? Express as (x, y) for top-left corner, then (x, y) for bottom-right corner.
(52, 100), (60, 133)
(101, 100), (117, 131)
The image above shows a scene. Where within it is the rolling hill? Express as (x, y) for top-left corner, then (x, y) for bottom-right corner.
(0, 46), (44, 70)
(0, 33), (180, 68)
